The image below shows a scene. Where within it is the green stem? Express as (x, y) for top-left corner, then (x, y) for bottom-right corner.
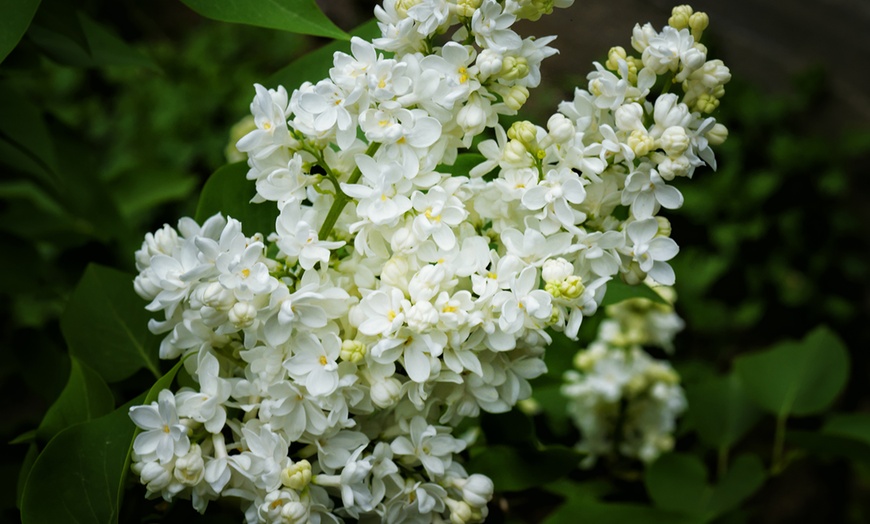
(317, 141), (381, 239)
(661, 75), (674, 95)
(771, 414), (787, 475)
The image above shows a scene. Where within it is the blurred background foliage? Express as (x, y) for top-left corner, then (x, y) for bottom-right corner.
(1, 0), (869, 523)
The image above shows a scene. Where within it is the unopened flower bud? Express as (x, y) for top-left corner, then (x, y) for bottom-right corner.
(447, 498), (474, 524)
(371, 376), (403, 408)
(659, 126), (689, 157)
(396, 0), (422, 17)
(706, 123), (728, 145)
(546, 113), (574, 143)
(139, 460), (173, 492)
(502, 85), (529, 111)
(655, 216), (672, 238)
(457, 93), (487, 135)
(281, 459), (312, 490)
(390, 225), (419, 254)
(460, 474), (494, 507)
(668, 5), (693, 29)
(476, 49), (502, 78)
(381, 257), (411, 290)
(202, 282), (235, 310)
(174, 444), (205, 486)
(507, 120), (538, 147)
(605, 46), (628, 72)
(455, 0), (482, 18)
(503, 139), (530, 164)
(694, 92), (720, 114)
(542, 257), (574, 282)
(500, 55), (529, 81)
(340, 340), (367, 363)
(628, 130), (655, 157)
(229, 301), (257, 328)
(689, 11), (709, 40)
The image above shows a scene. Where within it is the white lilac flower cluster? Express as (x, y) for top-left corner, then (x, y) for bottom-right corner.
(129, 2), (728, 522)
(561, 285), (687, 466)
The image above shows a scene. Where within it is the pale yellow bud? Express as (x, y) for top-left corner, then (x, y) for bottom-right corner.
(605, 46), (628, 72)
(340, 339), (366, 363)
(500, 55), (530, 81)
(281, 460), (312, 490)
(655, 216), (672, 238)
(396, 0), (422, 17)
(689, 12), (709, 40)
(706, 123), (728, 146)
(455, 0), (482, 18)
(628, 129), (655, 157)
(694, 92), (720, 114)
(668, 5), (693, 29)
(574, 350), (596, 371)
(503, 139), (530, 164)
(507, 120), (538, 147)
(626, 374), (648, 396)
(502, 85), (529, 111)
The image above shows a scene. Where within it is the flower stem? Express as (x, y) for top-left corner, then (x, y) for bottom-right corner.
(318, 141), (381, 239)
(771, 414), (787, 475)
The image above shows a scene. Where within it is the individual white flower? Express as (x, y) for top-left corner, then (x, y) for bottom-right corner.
(176, 352), (231, 433)
(521, 167), (587, 229)
(283, 332), (342, 397)
(273, 204), (345, 270)
(492, 266), (552, 334)
(623, 218), (679, 285)
(621, 166), (684, 219)
(411, 185), (468, 251)
(391, 416), (466, 478)
(129, 389), (191, 464)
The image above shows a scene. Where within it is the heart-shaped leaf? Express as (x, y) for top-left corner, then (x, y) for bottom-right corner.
(734, 326), (849, 417)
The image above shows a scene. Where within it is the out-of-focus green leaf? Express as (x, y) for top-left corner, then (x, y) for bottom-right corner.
(0, 0), (41, 63)
(20, 397), (141, 524)
(467, 444), (580, 492)
(28, 12), (156, 69)
(708, 455), (766, 518)
(601, 279), (669, 307)
(180, 0), (348, 40)
(684, 373), (762, 450)
(646, 453), (709, 516)
(788, 430), (870, 464)
(37, 357), (114, 441)
(15, 443), (38, 509)
(544, 500), (702, 524)
(61, 264), (161, 383)
(645, 453), (765, 522)
(109, 168), (198, 219)
(268, 18), (380, 90)
(734, 326), (849, 417)
(0, 85), (59, 178)
(823, 413), (870, 444)
(196, 162), (279, 236)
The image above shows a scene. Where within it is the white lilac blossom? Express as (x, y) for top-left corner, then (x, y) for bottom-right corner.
(130, 3), (728, 522)
(561, 284), (687, 466)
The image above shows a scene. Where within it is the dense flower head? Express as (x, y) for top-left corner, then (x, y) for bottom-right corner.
(130, 2), (728, 522)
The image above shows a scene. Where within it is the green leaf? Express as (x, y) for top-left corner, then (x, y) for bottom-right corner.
(16, 443), (38, 509)
(466, 444), (580, 492)
(109, 168), (198, 219)
(823, 413), (870, 444)
(684, 373), (762, 449)
(601, 278), (670, 307)
(180, 0), (348, 40)
(544, 500), (702, 524)
(437, 153), (486, 177)
(27, 12), (157, 69)
(734, 326), (850, 417)
(196, 162), (279, 237)
(645, 453), (766, 522)
(37, 357), (114, 441)
(21, 398), (140, 524)
(61, 264), (161, 383)
(20, 361), (183, 524)
(645, 453), (709, 517)
(267, 18), (379, 90)
(708, 455), (766, 518)
(0, 0), (41, 63)
(0, 85), (59, 179)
